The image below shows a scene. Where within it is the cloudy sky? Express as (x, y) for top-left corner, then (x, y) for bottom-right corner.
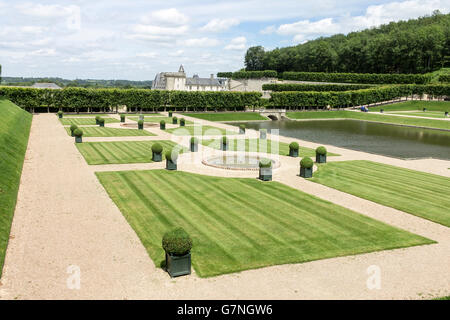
(0, 0), (449, 80)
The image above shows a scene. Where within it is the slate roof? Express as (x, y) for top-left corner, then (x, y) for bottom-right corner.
(186, 75), (222, 86)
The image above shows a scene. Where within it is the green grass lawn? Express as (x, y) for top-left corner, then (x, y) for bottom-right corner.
(182, 112), (269, 122)
(310, 160), (450, 227)
(286, 110), (450, 130)
(64, 126), (155, 137)
(0, 99), (32, 277)
(63, 114), (112, 118)
(128, 116), (193, 124)
(369, 101), (450, 112)
(97, 170), (432, 277)
(389, 111), (449, 119)
(166, 125), (238, 136)
(77, 140), (187, 165)
(201, 138), (339, 157)
(60, 118), (119, 126)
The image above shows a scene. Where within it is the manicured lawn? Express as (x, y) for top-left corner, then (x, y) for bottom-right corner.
(286, 111), (450, 130)
(77, 140), (187, 165)
(201, 138), (339, 157)
(166, 125), (238, 136)
(97, 170), (432, 277)
(63, 114), (112, 118)
(128, 116), (193, 124)
(0, 99), (32, 276)
(64, 126), (155, 137)
(389, 111), (449, 119)
(369, 101), (450, 112)
(310, 161), (450, 227)
(60, 118), (119, 126)
(182, 112), (269, 122)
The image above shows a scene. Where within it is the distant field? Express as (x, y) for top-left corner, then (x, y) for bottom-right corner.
(128, 116), (193, 124)
(167, 125), (238, 136)
(182, 112), (268, 122)
(97, 170), (432, 277)
(64, 126), (155, 137)
(286, 110), (450, 130)
(60, 118), (119, 126)
(201, 138), (338, 157)
(311, 160), (450, 227)
(369, 101), (450, 112)
(389, 111), (449, 119)
(77, 140), (187, 165)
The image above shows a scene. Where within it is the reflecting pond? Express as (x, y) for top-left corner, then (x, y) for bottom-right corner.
(229, 120), (450, 160)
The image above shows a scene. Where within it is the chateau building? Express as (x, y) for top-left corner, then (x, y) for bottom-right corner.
(152, 65), (227, 91)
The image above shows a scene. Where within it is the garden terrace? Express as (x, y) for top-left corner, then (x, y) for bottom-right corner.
(64, 126), (155, 137)
(368, 101), (450, 112)
(0, 99), (32, 276)
(76, 141), (188, 165)
(280, 72), (431, 84)
(310, 161), (450, 227)
(97, 170), (432, 277)
(60, 117), (119, 126)
(262, 83), (375, 92)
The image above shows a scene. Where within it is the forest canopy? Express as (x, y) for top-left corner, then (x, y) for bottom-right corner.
(244, 11), (450, 74)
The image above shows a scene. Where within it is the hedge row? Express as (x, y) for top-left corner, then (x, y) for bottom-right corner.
(262, 83), (375, 92)
(439, 75), (450, 83)
(0, 87), (262, 112)
(218, 70), (277, 79)
(281, 72), (431, 84)
(270, 84), (450, 108)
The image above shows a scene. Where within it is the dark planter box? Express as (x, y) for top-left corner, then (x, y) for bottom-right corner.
(259, 168), (272, 181)
(99, 123), (105, 127)
(289, 149), (299, 157)
(70, 130), (75, 137)
(300, 167), (313, 178)
(138, 123), (143, 130)
(165, 252), (191, 278)
(75, 136), (82, 143)
(166, 159), (177, 170)
(190, 143), (198, 152)
(173, 118), (178, 124)
(180, 122), (185, 127)
(168, 112), (173, 117)
(120, 117), (125, 123)
(260, 131), (267, 139)
(160, 123), (166, 130)
(380, 109), (384, 113)
(316, 154), (327, 163)
(222, 143), (228, 151)
(152, 152), (162, 162)
(58, 114), (63, 119)
(423, 108), (427, 112)
(95, 119), (99, 125)
(239, 128), (245, 134)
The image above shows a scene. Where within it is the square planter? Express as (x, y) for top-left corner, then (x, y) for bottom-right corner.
(380, 109), (384, 113)
(99, 123), (105, 127)
(239, 128), (245, 134)
(300, 167), (313, 178)
(95, 119), (99, 125)
(58, 114), (63, 119)
(173, 119), (178, 125)
(190, 143), (198, 152)
(138, 123), (143, 130)
(289, 149), (299, 157)
(166, 159), (177, 170)
(168, 112), (173, 117)
(120, 117), (125, 123)
(316, 154), (327, 163)
(222, 143), (228, 151)
(160, 123), (166, 130)
(260, 131), (267, 139)
(180, 122), (185, 127)
(165, 252), (191, 278)
(152, 152), (162, 162)
(259, 168), (272, 181)
(75, 136), (82, 143)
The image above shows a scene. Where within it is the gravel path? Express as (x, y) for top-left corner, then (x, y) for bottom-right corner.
(0, 113), (449, 300)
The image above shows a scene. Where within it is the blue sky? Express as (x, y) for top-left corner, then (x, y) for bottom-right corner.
(0, 0), (449, 80)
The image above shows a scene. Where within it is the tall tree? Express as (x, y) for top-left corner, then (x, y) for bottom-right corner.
(245, 46), (265, 71)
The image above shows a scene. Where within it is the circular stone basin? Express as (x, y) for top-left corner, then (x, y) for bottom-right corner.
(202, 155), (280, 171)
(120, 123), (158, 128)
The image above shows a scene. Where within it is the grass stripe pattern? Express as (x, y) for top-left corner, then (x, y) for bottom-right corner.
(182, 113), (268, 121)
(97, 170), (432, 277)
(65, 126), (155, 137)
(77, 140), (187, 165)
(310, 160), (450, 227)
(167, 126), (238, 136)
(60, 118), (119, 126)
(128, 116), (193, 124)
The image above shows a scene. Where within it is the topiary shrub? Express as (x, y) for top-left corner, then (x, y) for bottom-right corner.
(190, 137), (198, 144)
(73, 128), (83, 137)
(239, 124), (246, 134)
(151, 143), (163, 154)
(162, 227), (192, 256)
(173, 116), (178, 124)
(70, 124), (78, 135)
(289, 142), (299, 150)
(120, 114), (125, 122)
(315, 146), (327, 163)
(57, 110), (63, 118)
(190, 137), (198, 152)
(300, 157), (313, 169)
(222, 136), (228, 144)
(165, 149), (179, 162)
(316, 146), (327, 155)
(138, 119), (144, 129)
(98, 118), (105, 127)
(259, 159), (272, 168)
(180, 118), (185, 126)
(259, 159), (272, 181)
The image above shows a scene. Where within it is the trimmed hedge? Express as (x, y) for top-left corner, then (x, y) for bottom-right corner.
(439, 75), (450, 83)
(162, 227), (192, 256)
(231, 70), (278, 79)
(151, 143), (163, 154)
(300, 157), (313, 169)
(281, 72), (431, 84)
(262, 83), (374, 92)
(217, 72), (233, 78)
(316, 146), (327, 155)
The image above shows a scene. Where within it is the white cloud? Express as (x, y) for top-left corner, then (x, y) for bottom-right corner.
(201, 18), (239, 32)
(16, 3), (81, 30)
(29, 48), (57, 57)
(168, 50), (184, 57)
(182, 37), (220, 47)
(136, 52), (158, 58)
(225, 36), (247, 50)
(141, 8), (189, 26)
(260, 25), (276, 35)
(132, 24), (188, 36)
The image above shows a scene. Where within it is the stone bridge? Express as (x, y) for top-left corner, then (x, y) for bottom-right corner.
(260, 109), (287, 120)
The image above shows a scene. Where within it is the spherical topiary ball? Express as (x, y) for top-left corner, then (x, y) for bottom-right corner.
(300, 157), (313, 169)
(316, 146), (327, 155)
(259, 159), (272, 168)
(151, 143), (163, 154)
(190, 137), (198, 144)
(73, 128), (83, 137)
(98, 118), (105, 124)
(138, 120), (144, 125)
(222, 136), (228, 144)
(70, 124), (78, 132)
(160, 120), (166, 125)
(289, 142), (299, 150)
(162, 227), (192, 256)
(165, 149), (179, 162)
(239, 124), (245, 130)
